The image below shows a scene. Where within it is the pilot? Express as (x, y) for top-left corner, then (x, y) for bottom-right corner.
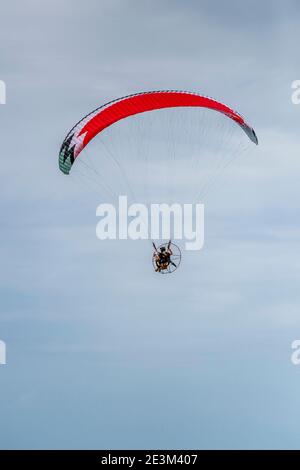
(153, 243), (173, 272)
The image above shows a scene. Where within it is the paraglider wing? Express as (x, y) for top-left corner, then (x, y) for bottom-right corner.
(59, 91), (258, 175)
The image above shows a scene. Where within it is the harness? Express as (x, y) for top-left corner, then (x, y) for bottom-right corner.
(157, 252), (170, 268)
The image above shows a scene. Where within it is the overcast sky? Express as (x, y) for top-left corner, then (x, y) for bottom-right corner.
(1, 0), (300, 450)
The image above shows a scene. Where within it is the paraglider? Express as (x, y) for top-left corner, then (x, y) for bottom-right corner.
(59, 90), (258, 274)
(152, 241), (181, 274)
